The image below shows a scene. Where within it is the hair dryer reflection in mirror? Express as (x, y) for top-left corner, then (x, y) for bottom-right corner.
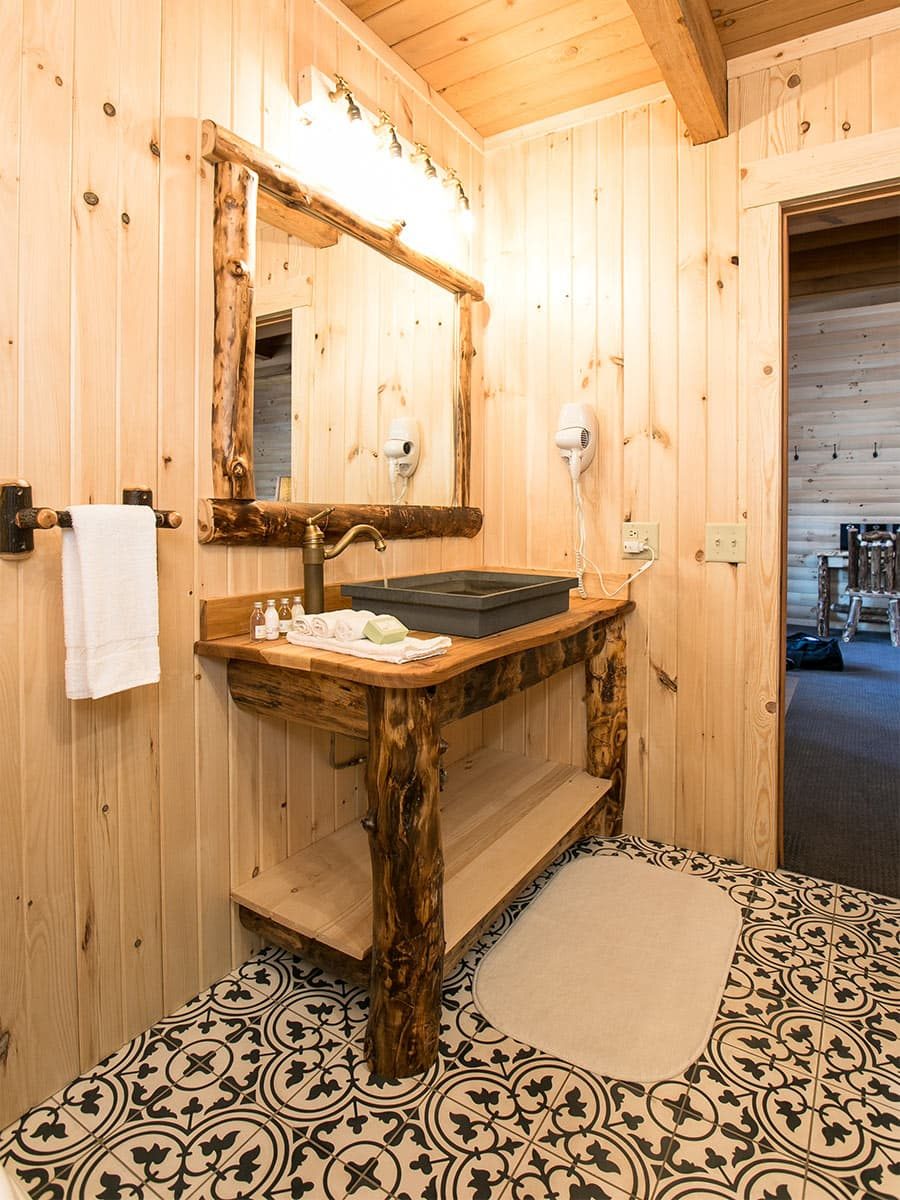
(384, 417), (421, 503)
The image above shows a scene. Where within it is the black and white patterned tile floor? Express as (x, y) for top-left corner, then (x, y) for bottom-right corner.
(2, 836), (898, 1200)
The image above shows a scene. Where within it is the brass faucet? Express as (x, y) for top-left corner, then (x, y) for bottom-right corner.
(301, 507), (387, 615)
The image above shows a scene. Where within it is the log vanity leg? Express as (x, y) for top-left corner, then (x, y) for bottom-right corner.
(363, 686), (445, 1078)
(584, 616), (628, 836)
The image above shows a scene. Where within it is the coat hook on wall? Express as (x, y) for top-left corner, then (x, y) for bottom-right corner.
(793, 445), (799, 461)
(832, 444), (838, 460)
(873, 441), (879, 458)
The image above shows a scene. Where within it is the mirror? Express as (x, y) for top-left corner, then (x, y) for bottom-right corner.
(253, 221), (458, 507)
(202, 119), (484, 547)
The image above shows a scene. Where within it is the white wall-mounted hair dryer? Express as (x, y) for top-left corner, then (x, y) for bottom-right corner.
(555, 403), (599, 478)
(384, 417), (421, 503)
(555, 402), (656, 600)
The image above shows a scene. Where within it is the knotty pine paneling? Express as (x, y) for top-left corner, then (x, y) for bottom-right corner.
(787, 298), (900, 627)
(0, 0), (483, 1127)
(482, 20), (900, 867)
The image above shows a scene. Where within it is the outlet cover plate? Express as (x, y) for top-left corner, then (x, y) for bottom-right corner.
(706, 522), (747, 563)
(621, 521), (659, 561)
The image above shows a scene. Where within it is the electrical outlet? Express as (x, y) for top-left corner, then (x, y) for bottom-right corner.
(621, 522), (659, 561)
(705, 523), (747, 563)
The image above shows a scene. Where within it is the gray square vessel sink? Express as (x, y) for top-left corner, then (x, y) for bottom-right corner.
(341, 570), (579, 638)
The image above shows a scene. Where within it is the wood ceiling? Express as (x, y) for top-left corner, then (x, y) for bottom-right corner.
(710, 0), (899, 59)
(347, 0), (661, 136)
(344, 0), (900, 137)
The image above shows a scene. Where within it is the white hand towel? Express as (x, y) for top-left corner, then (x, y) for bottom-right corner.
(286, 630), (451, 664)
(334, 610), (375, 641)
(62, 505), (160, 700)
(292, 614), (314, 635)
(309, 611), (343, 638)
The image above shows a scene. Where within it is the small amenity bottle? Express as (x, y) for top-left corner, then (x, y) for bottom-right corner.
(291, 595), (305, 628)
(278, 598), (292, 635)
(250, 601), (266, 640)
(264, 599), (279, 640)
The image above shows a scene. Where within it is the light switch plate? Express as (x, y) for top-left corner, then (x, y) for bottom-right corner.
(621, 522), (659, 561)
(706, 523), (747, 563)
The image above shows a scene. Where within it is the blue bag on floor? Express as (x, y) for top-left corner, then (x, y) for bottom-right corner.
(786, 633), (843, 671)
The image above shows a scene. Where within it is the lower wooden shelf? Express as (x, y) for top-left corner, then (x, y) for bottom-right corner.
(233, 747), (611, 979)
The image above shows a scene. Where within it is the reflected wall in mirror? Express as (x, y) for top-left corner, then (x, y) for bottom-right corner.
(252, 219), (457, 507)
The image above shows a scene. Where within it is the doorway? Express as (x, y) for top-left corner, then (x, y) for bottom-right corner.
(781, 192), (900, 897)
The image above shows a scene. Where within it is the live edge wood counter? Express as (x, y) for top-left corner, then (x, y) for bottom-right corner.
(195, 596), (632, 1078)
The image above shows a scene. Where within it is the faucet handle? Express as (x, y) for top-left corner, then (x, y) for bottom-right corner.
(307, 506), (335, 527)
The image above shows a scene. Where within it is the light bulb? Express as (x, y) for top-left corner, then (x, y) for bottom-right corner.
(459, 197), (474, 235)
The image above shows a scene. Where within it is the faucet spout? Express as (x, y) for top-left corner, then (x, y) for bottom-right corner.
(300, 516), (386, 616)
(324, 524), (387, 561)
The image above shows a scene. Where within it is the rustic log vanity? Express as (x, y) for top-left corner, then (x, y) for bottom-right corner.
(199, 120), (633, 1079)
(195, 594), (632, 1079)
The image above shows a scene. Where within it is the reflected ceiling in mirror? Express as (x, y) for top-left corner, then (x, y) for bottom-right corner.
(252, 218), (458, 507)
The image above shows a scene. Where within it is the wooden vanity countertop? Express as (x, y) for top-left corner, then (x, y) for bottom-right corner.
(194, 595), (633, 689)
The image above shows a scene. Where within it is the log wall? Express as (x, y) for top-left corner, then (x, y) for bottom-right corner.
(787, 297), (900, 627)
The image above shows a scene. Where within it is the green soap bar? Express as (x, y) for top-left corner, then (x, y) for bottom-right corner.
(364, 615), (408, 644)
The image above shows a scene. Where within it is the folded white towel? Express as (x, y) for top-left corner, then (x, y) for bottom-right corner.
(334, 610), (375, 641)
(286, 630), (451, 664)
(309, 611), (343, 638)
(292, 614), (314, 635)
(62, 505), (160, 700)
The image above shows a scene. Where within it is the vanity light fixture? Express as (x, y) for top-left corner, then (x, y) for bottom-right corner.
(329, 74), (362, 124)
(458, 191), (474, 234)
(412, 143), (438, 181)
(375, 110), (403, 159)
(444, 167), (472, 223)
(443, 167), (463, 203)
(298, 64), (473, 249)
(444, 168), (474, 235)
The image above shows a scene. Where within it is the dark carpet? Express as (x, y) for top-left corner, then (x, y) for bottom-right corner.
(783, 629), (900, 899)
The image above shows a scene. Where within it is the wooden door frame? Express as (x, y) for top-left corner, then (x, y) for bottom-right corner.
(738, 129), (900, 870)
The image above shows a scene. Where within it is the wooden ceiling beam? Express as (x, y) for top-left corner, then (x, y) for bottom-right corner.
(625, 0), (727, 143)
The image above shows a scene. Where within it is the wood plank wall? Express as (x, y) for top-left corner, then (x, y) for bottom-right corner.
(787, 297), (900, 626)
(0, 0), (483, 1127)
(481, 22), (900, 862)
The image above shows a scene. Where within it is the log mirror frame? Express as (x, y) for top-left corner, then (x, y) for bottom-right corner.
(199, 119), (484, 547)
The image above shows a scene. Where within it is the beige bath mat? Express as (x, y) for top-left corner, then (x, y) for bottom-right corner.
(473, 855), (741, 1083)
